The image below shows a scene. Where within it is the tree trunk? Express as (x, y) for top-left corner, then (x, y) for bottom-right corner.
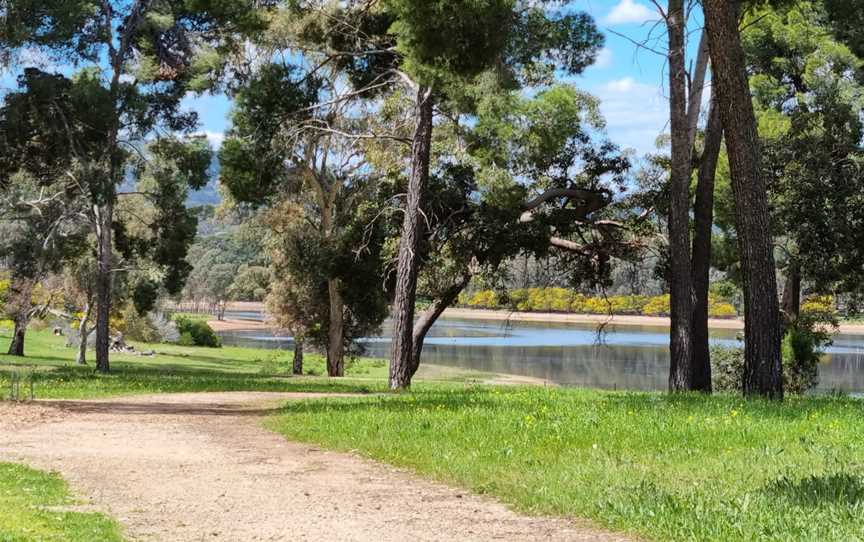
(7, 315), (29, 357)
(666, 0), (695, 392)
(327, 278), (345, 377)
(292, 337), (304, 376)
(76, 301), (93, 366)
(690, 97), (723, 393)
(95, 202), (113, 374)
(781, 260), (801, 323)
(409, 275), (471, 377)
(389, 86), (435, 391)
(703, 0), (783, 399)
(5, 276), (34, 357)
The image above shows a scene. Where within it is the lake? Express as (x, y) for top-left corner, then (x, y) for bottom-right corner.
(217, 310), (864, 393)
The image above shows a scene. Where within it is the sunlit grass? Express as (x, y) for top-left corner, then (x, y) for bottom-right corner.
(0, 463), (124, 541)
(269, 386), (864, 542)
(0, 330), (393, 399)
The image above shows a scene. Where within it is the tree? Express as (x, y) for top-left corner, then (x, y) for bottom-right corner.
(220, 59), (390, 377)
(0, 69), (94, 356)
(703, 0), (783, 399)
(734, 2), (864, 332)
(0, 0), (266, 372)
(368, 82), (631, 384)
(281, 0), (604, 389)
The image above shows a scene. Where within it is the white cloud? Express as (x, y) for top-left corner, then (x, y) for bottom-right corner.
(593, 47), (614, 69)
(194, 131), (225, 149)
(604, 0), (656, 25)
(594, 77), (668, 155)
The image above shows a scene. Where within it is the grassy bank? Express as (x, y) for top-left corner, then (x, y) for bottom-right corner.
(0, 329), (394, 399)
(0, 463), (123, 541)
(269, 387), (864, 542)
(0, 329), (499, 399)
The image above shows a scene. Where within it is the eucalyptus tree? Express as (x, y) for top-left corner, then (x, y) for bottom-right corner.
(703, 0), (783, 399)
(278, 0), (604, 388)
(220, 62), (390, 377)
(0, 0), (266, 371)
(0, 69), (96, 356)
(399, 84), (632, 380)
(741, 2), (864, 318)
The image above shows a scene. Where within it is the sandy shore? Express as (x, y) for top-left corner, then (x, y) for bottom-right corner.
(190, 302), (864, 335)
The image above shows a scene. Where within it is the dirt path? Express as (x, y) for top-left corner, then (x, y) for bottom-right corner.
(0, 392), (631, 542)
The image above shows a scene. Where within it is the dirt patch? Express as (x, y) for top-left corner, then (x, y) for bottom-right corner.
(0, 392), (631, 541)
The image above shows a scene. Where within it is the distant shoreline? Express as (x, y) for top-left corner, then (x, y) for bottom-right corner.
(183, 302), (864, 335)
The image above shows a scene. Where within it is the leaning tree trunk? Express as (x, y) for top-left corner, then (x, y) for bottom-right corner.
(690, 97), (723, 393)
(409, 275), (471, 377)
(95, 202), (113, 373)
(7, 313), (30, 357)
(327, 279), (345, 377)
(6, 277), (35, 357)
(389, 86), (434, 391)
(666, 0), (695, 392)
(703, 0), (783, 399)
(292, 337), (304, 376)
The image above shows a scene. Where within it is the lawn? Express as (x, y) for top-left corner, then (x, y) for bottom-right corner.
(268, 386), (864, 542)
(0, 463), (124, 542)
(0, 329), (493, 399)
(0, 328), (394, 399)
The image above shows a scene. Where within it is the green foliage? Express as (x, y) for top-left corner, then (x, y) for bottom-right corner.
(386, 0), (517, 85)
(0, 463), (123, 542)
(710, 345), (746, 393)
(460, 288), (739, 318)
(742, 2), (864, 295)
(173, 316), (221, 348)
(272, 387), (864, 542)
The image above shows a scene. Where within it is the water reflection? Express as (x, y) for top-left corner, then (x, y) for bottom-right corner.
(217, 315), (864, 393)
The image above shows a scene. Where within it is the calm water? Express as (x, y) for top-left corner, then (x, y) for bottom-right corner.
(218, 311), (864, 393)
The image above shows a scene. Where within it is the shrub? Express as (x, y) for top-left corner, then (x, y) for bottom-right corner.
(467, 290), (499, 309)
(711, 344), (745, 393)
(173, 316), (221, 348)
(642, 294), (670, 316)
(178, 331), (196, 346)
(708, 300), (738, 318)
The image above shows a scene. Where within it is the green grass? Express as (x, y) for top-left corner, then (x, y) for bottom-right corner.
(0, 329), (395, 399)
(268, 386), (864, 542)
(0, 463), (123, 542)
(0, 329), (493, 399)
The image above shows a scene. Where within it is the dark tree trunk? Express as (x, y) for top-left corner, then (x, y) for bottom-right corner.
(95, 202), (113, 374)
(327, 278), (345, 377)
(703, 0), (783, 399)
(7, 315), (28, 357)
(666, 0), (695, 392)
(690, 97), (723, 393)
(389, 86), (434, 391)
(781, 261), (801, 323)
(5, 277), (34, 357)
(409, 275), (471, 377)
(293, 337), (304, 376)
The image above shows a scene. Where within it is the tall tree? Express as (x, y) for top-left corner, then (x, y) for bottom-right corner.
(220, 61), (390, 377)
(0, 0), (266, 372)
(703, 0), (783, 399)
(251, 0), (603, 389)
(664, 0), (696, 391)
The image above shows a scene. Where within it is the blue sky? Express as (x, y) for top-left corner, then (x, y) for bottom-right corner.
(3, 0), (705, 157)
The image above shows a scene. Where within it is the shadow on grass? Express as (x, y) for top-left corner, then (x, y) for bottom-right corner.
(764, 473), (864, 506)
